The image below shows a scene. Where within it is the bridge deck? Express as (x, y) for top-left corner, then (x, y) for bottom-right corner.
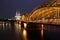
(22, 19), (60, 25)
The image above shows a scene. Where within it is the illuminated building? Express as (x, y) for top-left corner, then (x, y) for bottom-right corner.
(15, 11), (21, 20)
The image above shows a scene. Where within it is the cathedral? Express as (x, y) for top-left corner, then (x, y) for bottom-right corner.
(15, 11), (21, 20)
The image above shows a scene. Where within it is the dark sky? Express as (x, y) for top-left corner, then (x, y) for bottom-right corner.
(0, 0), (49, 18)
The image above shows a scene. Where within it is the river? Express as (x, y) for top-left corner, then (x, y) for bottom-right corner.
(0, 21), (60, 40)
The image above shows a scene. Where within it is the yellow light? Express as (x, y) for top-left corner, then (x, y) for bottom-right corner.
(23, 29), (27, 40)
(41, 24), (44, 40)
(19, 24), (21, 30)
(41, 24), (44, 29)
(23, 29), (27, 36)
(21, 15), (26, 21)
(41, 29), (43, 37)
(24, 23), (27, 29)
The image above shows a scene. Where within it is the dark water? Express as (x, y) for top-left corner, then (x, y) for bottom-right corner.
(0, 21), (60, 40)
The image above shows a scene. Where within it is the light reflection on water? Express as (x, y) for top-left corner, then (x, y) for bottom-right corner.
(23, 29), (27, 40)
(15, 23), (21, 31)
(3, 22), (5, 30)
(41, 24), (44, 40)
(0, 21), (60, 40)
(0, 21), (11, 30)
(14, 22), (22, 33)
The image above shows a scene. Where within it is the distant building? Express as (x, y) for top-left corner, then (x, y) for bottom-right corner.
(15, 11), (21, 20)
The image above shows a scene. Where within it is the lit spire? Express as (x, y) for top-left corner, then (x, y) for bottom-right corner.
(15, 10), (21, 20)
(16, 11), (18, 16)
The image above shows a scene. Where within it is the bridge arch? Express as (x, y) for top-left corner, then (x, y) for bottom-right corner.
(29, 1), (60, 21)
(29, 7), (60, 21)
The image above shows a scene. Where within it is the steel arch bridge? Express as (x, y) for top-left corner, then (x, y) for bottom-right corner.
(21, 1), (60, 25)
(29, 7), (60, 21)
(29, 1), (60, 21)
(28, 7), (60, 25)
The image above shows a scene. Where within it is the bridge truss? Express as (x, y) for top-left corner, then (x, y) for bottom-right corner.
(21, 1), (60, 25)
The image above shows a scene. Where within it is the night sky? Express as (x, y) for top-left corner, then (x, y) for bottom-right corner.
(0, 0), (53, 18)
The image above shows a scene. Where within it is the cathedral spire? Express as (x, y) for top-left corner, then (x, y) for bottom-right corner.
(15, 10), (21, 20)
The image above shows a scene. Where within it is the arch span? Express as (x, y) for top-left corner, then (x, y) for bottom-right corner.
(29, 7), (60, 21)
